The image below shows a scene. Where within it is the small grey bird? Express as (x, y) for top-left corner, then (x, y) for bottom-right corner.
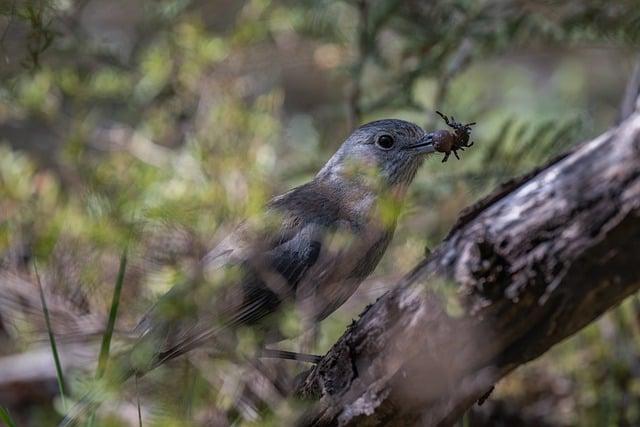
(61, 118), (450, 424)
(133, 119), (439, 367)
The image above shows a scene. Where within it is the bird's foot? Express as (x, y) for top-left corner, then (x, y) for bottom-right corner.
(260, 348), (322, 364)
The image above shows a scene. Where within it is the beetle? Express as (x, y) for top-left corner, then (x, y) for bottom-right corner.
(430, 111), (476, 162)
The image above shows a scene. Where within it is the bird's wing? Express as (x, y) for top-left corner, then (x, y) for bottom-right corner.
(132, 190), (341, 367)
(134, 208), (301, 328)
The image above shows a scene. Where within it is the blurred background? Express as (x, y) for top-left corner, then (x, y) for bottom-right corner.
(1, 0), (640, 425)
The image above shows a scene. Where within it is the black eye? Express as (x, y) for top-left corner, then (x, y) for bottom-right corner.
(376, 134), (395, 150)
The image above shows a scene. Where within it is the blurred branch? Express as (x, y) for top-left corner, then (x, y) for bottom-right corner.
(0, 0), (17, 58)
(296, 111), (640, 426)
(426, 38), (474, 129)
(347, 0), (369, 129)
(22, 1), (57, 69)
(620, 54), (640, 122)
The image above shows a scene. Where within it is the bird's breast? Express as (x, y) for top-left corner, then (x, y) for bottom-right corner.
(296, 226), (394, 322)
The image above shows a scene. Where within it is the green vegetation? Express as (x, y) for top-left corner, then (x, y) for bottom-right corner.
(96, 248), (128, 379)
(35, 260), (67, 409)
(1, 0), (639, 425)
(0, 406), (17, 427)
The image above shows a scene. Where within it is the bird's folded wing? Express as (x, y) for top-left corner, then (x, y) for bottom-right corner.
(132, 211), (337, 367)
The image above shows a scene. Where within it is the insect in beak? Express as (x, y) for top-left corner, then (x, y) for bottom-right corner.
(434, 111), (476, 163)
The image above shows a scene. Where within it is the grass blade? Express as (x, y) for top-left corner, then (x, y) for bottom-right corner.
(96, 247), (128, 379)
(34, 260), (67, 409)
(0, 406), (17, 427)
(86, 247), (128, 426)
(136, 376), (143, 427)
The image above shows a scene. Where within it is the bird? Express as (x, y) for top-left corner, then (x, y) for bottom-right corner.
(60, 118), (447, 424)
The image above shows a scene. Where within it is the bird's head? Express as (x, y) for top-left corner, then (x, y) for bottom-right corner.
(316, 119), (435, 194)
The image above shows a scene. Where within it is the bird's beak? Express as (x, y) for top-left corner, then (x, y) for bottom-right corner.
(402, 133), (436, 154)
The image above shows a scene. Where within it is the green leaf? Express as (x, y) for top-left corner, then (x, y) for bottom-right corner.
(35, 260), (67, 409)
(96, 246), (128, 379)
(0, 406), (17, 427)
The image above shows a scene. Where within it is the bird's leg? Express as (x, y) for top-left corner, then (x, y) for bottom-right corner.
(258, 324), (322, 364)
(256, 321), (322, 363)
(436, 110), (451, 126)
(260, 348), (322, 364)
(260, 321), (323, 364)
(261, 320), (325, 363)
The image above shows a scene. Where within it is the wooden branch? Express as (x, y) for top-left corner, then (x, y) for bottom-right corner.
(620, 54), (640, 122)
(296, 111), (640, 426)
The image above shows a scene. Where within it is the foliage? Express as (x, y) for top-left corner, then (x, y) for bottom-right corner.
(0, 406), (17, 427)
(0, 0), (639, 425)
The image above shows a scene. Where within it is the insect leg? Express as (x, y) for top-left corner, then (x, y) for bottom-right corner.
(436, 111), (451, 126)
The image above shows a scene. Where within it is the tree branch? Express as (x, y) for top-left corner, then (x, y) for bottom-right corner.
(620, 54), (640, 122)
(296, 112), (640, 426)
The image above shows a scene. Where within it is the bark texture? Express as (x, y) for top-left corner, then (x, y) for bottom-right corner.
(295, 111), (640, 427)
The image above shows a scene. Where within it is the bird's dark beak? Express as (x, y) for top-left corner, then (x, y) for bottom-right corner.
(402, 133), (436, 154)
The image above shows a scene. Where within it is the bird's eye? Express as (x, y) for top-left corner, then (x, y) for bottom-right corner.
(376, 134), (395, 150)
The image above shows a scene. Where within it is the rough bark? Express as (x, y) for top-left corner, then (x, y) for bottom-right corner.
(295, 111), (640, 426)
